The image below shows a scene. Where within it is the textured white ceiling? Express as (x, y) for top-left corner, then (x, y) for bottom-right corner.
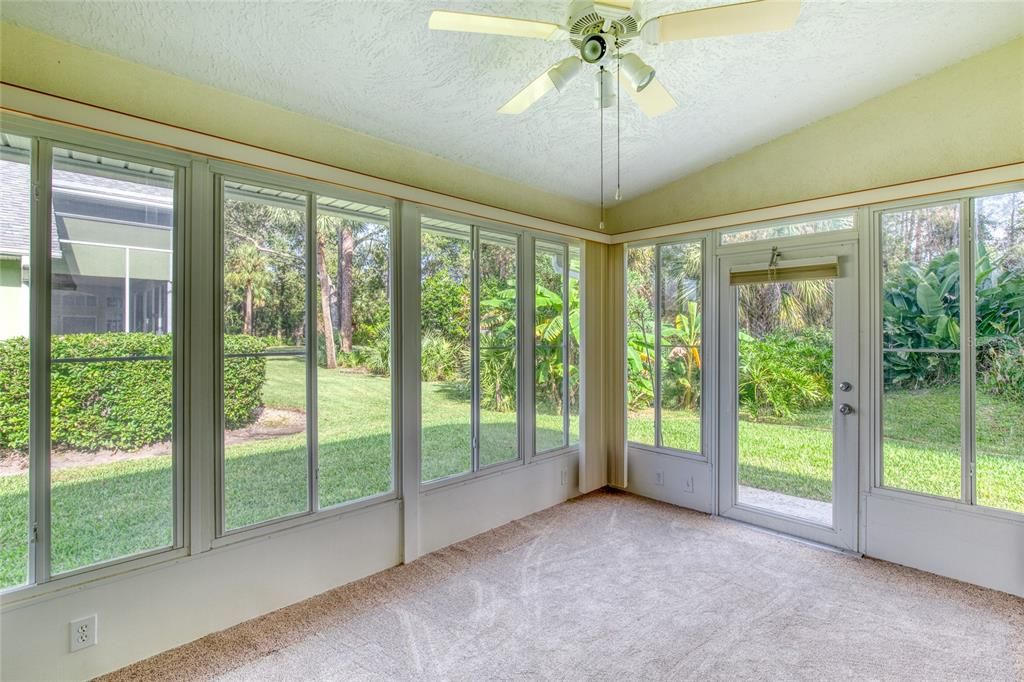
(3, 1), (1022, 206)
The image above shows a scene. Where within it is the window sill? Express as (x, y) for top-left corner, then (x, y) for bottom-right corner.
(1, 546), (189, 611)
(1, 494), (401, 611)
(212, 491), (400, 549)
(421, 448), (578, 495)
(868, 486), (1024, 526)
(626, 441), (706, 463)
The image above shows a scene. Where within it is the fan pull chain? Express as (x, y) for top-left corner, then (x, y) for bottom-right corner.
(615, 46), (621, 202)
(599, 65), (605, 231)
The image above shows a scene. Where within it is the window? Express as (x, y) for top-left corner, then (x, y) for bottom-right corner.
(48, 147), (178, 575)
(0, 134), (182, 590)
(626, 239), (703, 454)
(534, 241), (580, 453)
(420, 218), (522, 483)
(973, 192), (1023, 514)
(420, 219), (472, 481)
(880, 193), (1023, 515)
(478, 229), (519, 467)
(219, 180), (396, 532)
(313, 195), (393, 509)
(220, 181), (309, 531)
(880, 203), (961, 500)
(720, 214), (854, 245)
(0, 133), (32, 590)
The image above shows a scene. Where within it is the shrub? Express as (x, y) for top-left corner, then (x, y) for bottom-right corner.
(0, 336), (29, 451)
(980, 340), (1024, 404)
(222, 335), (269, 429)
(738, 330), (832, 420)
(0, 333), (267, 452)
(883, 245), (1023, 394)
(421, 333), (463, 382)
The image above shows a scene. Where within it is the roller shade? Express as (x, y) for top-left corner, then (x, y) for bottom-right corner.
(730, 256), (839, 286)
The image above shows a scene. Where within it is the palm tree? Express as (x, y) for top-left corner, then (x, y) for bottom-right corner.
(225, 242), (270, 335)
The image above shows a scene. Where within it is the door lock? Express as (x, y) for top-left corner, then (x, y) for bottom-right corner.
(839, 403), (854, 415)
(839, 381), (853, 392)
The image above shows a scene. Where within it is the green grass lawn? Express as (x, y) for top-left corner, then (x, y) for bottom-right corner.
(0, 359), (575, 588)
(2, 364), (1020, 590)
(629, 385), (1023, 510)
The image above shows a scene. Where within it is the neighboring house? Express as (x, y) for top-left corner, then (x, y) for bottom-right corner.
(0, 137), (173, 339)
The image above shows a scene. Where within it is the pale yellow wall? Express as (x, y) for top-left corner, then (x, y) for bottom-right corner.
(607, 37), (1024, 233)
(0, 22), (600, 230)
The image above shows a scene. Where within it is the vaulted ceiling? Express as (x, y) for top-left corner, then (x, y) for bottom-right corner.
(3, 1), (1022, 206)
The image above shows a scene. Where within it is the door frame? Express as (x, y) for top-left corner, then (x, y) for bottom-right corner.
(717, 239), (860, 550)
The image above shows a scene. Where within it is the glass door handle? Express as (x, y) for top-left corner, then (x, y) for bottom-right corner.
(838, 403), (854, 415)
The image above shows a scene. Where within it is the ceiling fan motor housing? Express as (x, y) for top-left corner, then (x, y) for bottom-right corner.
(568, 1), (638, 53)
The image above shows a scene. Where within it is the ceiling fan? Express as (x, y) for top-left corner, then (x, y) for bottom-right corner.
(429, 0), (802, 118)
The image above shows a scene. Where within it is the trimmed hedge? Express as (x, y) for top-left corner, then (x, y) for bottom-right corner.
(0, 333), (268, 452)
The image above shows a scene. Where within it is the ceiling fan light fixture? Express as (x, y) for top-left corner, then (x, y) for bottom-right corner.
(547, 56), (582, 92)
(580, 33), (609, 63)
(620, 53), (655, 92)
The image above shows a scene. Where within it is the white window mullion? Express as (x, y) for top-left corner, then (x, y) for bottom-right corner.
(212, 174), (227, 538)
(562, 242), (571, 449)
(471, 226), (481, 471)
(522, 235), (536, 464)
(29, 137), (53, 585)
(653, 244), (663, 448)
(961, 197), (976, 506)
(306, 192), (319, 513)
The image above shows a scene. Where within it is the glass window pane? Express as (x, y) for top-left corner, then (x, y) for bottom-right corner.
(720, 214), (854, 245)
(736, 279), (835, 525)
(568, 246), (581, 446)
(535, 241), (566, 453)
(314, 198), (393, 508)
(626, 245), (655, 445)
(880, 203), (961, 499)
(0, 133), (32, 589)
(421, 220), (471, 481)
(478, 229), (518, 467)
(882, 353), (961, 499)
(659, 241), (702, 453)
(974, 192), (1024, 514)
(222, 182), (308, 530)
(49, 147), (176, 573)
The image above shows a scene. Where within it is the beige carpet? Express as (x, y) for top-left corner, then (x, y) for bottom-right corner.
(102, 490), (1024, 681)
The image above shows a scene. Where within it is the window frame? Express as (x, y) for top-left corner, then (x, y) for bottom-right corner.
(211, 162), (401, 543)
(532, 239), (580, 457)
(0, 115), (580, 604)
(0, 121), (192, 592)
(417, 208), (582, 491)
(870, 183), (1024, 520)
(718, 209), (856, 247)
(624, 235), (708, 460)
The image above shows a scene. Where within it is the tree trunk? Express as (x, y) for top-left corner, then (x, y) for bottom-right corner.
(317, 235), (337, 369)
(339, 224), (354, 353)
(243, 283), (253, 336)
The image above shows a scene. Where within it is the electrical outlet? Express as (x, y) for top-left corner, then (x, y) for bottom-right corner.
(655, 471), (665, 486)
(69, 615), (97, 652)
(560, 468), (568, 486)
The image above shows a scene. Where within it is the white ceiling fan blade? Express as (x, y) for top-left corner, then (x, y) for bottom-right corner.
(619, 73), (677, 118)
(498, 70), (556, 115)
(429, 10), (562, 40)
(641, 0), (801, 44)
